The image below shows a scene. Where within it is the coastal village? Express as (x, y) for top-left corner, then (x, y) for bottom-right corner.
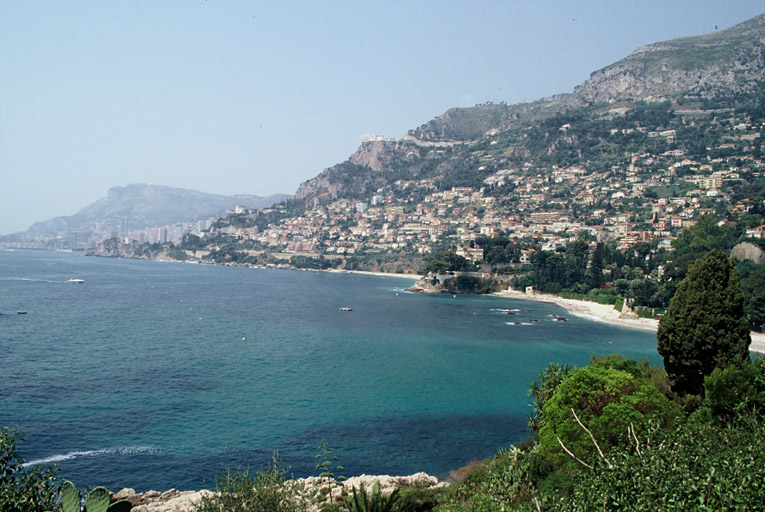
(195, 106), (765, 273)
(4, 9), (765, 512)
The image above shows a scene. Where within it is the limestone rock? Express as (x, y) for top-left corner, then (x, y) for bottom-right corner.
(731, 242), (765, 264)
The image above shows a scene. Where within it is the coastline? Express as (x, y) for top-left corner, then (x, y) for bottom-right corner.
(74, 250), (765, 353)
(492, 289), (765, 354)
(325, 268), (420, 280)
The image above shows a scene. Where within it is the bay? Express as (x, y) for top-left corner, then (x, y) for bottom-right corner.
(0, 250), (660, 492)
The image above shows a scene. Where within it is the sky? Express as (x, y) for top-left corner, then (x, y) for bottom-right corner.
(1, 1), (764, 235)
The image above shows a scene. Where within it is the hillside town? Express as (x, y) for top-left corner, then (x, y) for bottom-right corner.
(199, 106), (764, 272)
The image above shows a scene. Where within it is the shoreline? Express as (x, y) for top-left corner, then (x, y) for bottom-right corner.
(57, 250), (765, 353)
(492, 289), (765, 354)
(324, 268), (420, 280)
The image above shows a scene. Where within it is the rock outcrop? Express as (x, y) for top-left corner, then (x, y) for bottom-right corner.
(298, 472), (446, 512)
(110, 472), (445, 512)
(731, 241), (765, 264)
(113, 488), (213, 512)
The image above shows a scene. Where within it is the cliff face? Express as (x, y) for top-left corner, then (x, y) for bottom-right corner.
(349, 140), (422, 172)
(294, 140), (423, 203)
(570, 14), (765, 105)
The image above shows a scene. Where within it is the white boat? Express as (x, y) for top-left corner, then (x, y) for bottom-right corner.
(67, 278), (85, 284)
(339, 307), (352, 312)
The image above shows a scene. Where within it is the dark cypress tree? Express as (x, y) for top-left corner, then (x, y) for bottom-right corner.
(657, 250), (751, 396)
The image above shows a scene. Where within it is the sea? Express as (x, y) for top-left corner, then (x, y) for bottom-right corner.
(0, 249), (660, 492)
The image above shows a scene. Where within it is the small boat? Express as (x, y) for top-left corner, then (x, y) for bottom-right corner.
(17, 311), (27, 315)
(67, 278), (84, 284)
(339, 307), (352, 312)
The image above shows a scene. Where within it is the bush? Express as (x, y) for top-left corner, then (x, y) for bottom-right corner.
(0, 428), (61, 512)
(704, 357), (765, 420)
(552, 416), (765, 511)
(347, 481), (405, 512)
(197, 453), (306, 512)
(537, 359), (679, 467)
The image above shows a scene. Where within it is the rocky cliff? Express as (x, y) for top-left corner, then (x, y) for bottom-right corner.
(569, 13), (765, 105)
(294, 140), (425, 204)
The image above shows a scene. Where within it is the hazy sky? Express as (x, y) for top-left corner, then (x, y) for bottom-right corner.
(2, 1), (763, 235)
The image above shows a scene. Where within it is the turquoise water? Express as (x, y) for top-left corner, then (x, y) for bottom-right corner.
(0, 250), (660, 492)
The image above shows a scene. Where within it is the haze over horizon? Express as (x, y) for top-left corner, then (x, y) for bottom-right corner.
(2, 1), (763, 235)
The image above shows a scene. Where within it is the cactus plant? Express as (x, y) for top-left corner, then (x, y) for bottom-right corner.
(58, 480), (131, 512)
(84, 487), (110, 512)
(60, 481), (81, 512)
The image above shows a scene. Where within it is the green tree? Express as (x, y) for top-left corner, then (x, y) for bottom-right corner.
(704, 358), (765, 421)
(657, 250), (751, 396)
(741, 266), (765, 332)
(663, 215), (736, 290)
(537, 358), (678, 467)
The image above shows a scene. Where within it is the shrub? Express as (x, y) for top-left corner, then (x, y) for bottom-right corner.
(537, 360), (680, 467)
(552, 415), (765, 511)
(197, 453), (306, 512)
(704, 357), (765, 420)
(0, 428), (61, 512)
(347, 481), (404, 512)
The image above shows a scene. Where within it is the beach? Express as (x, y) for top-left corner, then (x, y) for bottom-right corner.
(493, 289), (765, 354)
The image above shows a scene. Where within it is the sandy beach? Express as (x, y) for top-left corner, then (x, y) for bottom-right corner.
(493, 289), (765, 354)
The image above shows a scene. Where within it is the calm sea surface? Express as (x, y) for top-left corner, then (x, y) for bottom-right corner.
(0, 250), (660, 492)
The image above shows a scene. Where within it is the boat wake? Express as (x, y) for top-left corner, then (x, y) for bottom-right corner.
(2, 277), (57, 283)
(23, 446), (158, 467)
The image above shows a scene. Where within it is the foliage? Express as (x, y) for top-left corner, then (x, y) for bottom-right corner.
(289, 256), (341, 270)
(440, 355), (765, 511)
(657, 250), (751, 396)
(537, 358), (679, 466)
(441, 447), (537, 511)
(347, 481), (412, 512)
(197, 453), (306, 512)
(704, 357), (765, 421)
(550, 415), (765, 511)
(0, 428), (61, 512)
(59, 480), (131, 512)
(741, 265), (765, 331)
(395, 485), (441, 512)
(420, 251), (475, 275)
(315, 440), (346, 506)
(664, 216), (738, 286)
(165, 247), (189, 261)
(527, 363), (575, 432)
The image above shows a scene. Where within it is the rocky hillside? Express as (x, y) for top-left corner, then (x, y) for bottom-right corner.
(22, 184), (291, 237)
(569, 13), (765, 106)
(294, 13), (765, 206)
(411, 13), (765, 144)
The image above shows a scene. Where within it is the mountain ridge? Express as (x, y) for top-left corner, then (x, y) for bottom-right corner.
(293, 12), (765, 205)
(13, 184), (291, 239)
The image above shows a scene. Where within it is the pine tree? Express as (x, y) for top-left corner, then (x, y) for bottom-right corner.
(657, 250), (751, 396)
